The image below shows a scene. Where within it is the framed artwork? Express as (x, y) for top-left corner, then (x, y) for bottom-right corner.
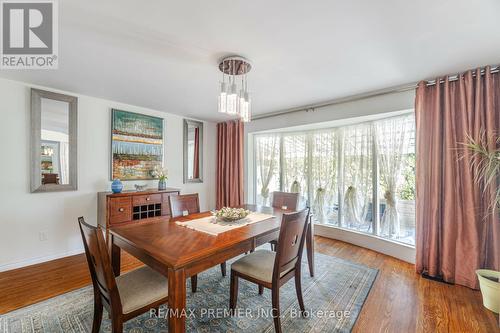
(111, 109), (164, 180)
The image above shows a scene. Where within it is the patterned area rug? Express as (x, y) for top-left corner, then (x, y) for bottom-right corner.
(0, 252), (377, 333)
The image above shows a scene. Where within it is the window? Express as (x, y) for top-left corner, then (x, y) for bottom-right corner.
(310, 130), (339, 224)
(254, 134), (280, 206)
(340, 124), (374, 232)
(252, 113), (416, 246)
(282, 133), (308, 204)
(374, 116), (416, 244)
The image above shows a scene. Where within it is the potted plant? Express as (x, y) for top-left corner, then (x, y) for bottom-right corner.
(152, 166), (168, 191)
(463, 132), (499, 314)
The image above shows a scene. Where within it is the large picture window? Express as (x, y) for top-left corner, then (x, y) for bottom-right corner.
(255, 134), (280, 206)
(252, 113), (416, 245)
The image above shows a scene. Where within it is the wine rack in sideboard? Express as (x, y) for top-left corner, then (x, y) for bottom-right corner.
(97, 188), (180, 243)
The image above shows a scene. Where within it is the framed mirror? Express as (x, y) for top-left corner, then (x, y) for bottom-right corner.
(31, 89), (78, 192)
(183, 119), (203, 183)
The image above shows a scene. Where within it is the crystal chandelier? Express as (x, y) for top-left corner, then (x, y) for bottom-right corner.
(217, 56), (252, 122)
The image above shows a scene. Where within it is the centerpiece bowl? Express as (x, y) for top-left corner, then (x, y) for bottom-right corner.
(213, 207), (250, 222)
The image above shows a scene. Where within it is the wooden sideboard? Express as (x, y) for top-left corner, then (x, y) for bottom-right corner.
(97, 188), (180, 244)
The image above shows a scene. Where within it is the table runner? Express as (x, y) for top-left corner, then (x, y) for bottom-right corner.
(175, 212), (275, 236)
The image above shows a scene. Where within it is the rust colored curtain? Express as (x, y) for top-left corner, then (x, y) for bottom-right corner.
(415, 66), (500, 289)
(216, 120), (244, 209)
(193, 127), (199, 179)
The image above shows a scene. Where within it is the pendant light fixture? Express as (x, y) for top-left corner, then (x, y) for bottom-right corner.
(217, 56), (252, 122)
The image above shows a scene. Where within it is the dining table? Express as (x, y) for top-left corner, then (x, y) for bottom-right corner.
(109, 204), (314, 333)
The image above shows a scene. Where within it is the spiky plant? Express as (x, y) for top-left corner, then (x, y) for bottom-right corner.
(462, 131), (500, 216)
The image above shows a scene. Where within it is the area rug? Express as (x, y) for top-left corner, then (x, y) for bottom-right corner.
(0, 252), (378, 333)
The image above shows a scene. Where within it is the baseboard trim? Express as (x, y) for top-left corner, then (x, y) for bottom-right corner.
(0, 248), (85, 273)
(314, 224), (416, 264)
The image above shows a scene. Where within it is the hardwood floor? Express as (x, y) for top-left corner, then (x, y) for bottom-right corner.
(314, 237), (499, 333)
(0, 251), (143, 315)
(0, 236), (498, 332)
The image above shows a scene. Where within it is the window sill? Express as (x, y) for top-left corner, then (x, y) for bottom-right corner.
(314, 223), (416, 264)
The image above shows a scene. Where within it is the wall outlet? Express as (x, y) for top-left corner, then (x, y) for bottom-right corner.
(39, 231), (48, 241)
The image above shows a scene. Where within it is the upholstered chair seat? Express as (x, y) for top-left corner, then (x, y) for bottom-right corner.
(115, 266), (168, 314)
(231, 250), (295, 283)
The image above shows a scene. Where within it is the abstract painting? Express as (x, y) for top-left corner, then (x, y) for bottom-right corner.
(111, 109), (163, 180)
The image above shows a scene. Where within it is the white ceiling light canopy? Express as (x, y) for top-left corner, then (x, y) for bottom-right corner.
(218, 56), (252, 122)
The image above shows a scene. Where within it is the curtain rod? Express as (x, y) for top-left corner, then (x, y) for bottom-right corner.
(253, 65), (499, 121)
(425, 65), (499, 86)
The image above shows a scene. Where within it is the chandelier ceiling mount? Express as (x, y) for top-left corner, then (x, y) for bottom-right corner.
(217, 55), (252, 122)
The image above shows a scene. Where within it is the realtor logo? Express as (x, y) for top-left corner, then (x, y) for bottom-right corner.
(1, 0), (58, 69)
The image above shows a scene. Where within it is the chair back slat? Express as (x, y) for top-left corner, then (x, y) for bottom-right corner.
(78, 217), (121, 311)
(169, 193), (200, 218)
(271, 191), (299, 211)
(273, 208), (309, 279)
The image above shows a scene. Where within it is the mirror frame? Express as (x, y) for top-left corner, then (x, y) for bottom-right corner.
(31, 88), (78, 193)
(183, 119), (203, 183)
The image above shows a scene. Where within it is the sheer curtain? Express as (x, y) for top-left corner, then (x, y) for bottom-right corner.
(374, 116), (412, 238)
(59, 142), (69, 184)
(282, 133), (308, 206)
(310, 130), (338, 223)
(255, 134), (280, 205)
(341, 124), (373, 231)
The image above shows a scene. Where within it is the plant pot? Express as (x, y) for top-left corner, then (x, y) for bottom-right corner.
(476, 269), (500, 313)
(158, 179), (166, 191)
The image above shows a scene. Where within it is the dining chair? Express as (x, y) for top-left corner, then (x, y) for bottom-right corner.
(78, 217), (168, 333)
(271, 191), (300, 211)
(169, 193), (201, 218)
(269, 191), (300, 251)
(269, 191), (315, 277)
(169, 193), (227, 292)
(229, 208), (310, 333)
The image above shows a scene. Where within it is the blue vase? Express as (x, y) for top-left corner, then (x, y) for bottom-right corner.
(158, 179), (166, 190)
(111, 179), (123, 193)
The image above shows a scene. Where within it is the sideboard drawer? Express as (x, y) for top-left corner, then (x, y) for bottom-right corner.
(133, 194), (162, 206)
(109, 197), (132, 224)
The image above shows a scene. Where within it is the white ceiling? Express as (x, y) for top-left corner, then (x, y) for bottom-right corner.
(1, 0), (499, 122)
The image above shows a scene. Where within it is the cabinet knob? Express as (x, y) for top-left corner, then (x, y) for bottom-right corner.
(146, 197), (150, 201)
(118, 208), (124, 212)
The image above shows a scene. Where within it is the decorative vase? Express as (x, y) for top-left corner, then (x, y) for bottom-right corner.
(476, 269), (500, 314)
(158, 179), (166, 190)
(111, 179), (123, 193)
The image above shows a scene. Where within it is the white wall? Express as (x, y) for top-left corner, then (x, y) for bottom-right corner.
(0, 78), (217, 271)
(245, 90), (415, 134)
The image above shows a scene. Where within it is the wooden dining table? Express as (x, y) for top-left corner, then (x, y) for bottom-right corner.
(109, 204), (314, 333)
